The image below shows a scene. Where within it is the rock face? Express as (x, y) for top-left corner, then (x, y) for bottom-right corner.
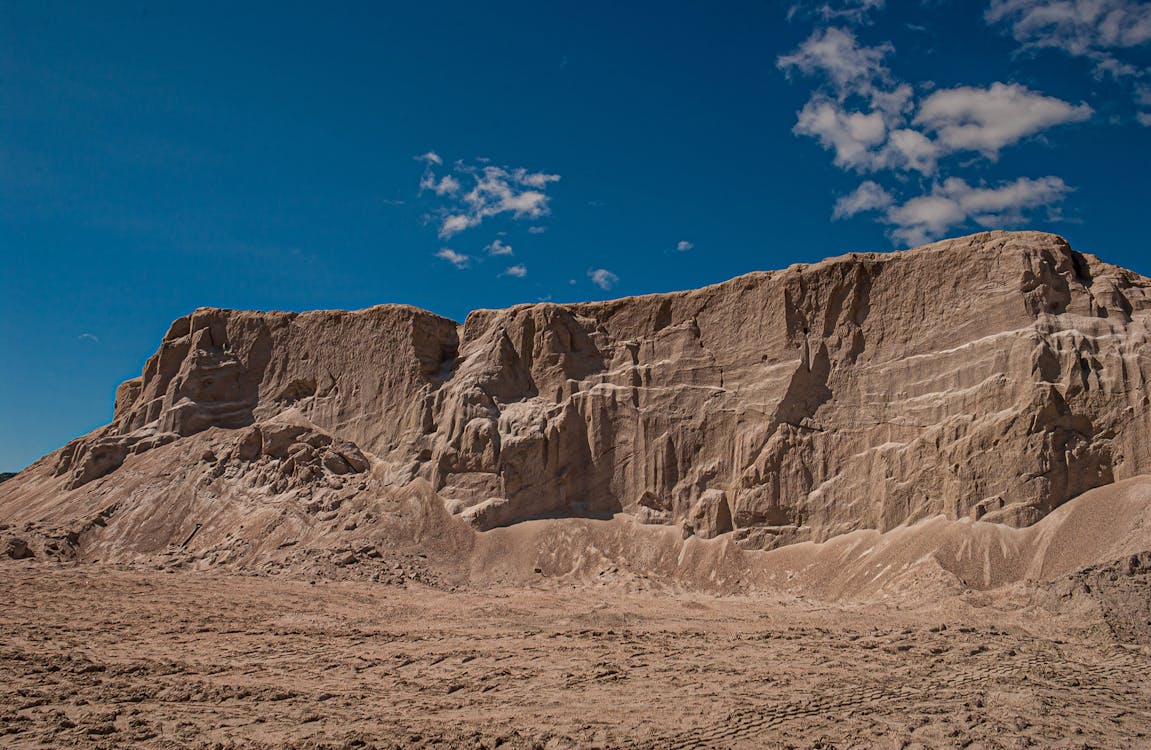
(3, 231), (1151, 555)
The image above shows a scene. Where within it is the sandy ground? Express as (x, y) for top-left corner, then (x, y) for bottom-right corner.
(2, 562), (1149, 750)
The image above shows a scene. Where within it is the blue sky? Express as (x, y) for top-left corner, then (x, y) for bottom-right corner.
(2, 0), (1150, 470)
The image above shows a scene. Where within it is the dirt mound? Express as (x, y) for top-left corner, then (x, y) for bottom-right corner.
(2, 230), (1151, 594)
(1042, 550), (1151, 644)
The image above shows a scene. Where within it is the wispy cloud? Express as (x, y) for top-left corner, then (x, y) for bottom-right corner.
(788, 0), (886, 26)
(833, 180), (894, 219)
(987, 0), (1151, 75)
(501, 264), (527, 278)
(841, 176), (1072, 246)
(588, 268), (619, 290)
(419, 172), (460, 196)
(78, 332), (100, 344)
(778, 27), (910, 120)
(986, 0), (1151, 122)
(435, 248), (470, 269)
(418, 156), (561, 239)
(676, 240), (694, 251)
(486, 238), (513, 256)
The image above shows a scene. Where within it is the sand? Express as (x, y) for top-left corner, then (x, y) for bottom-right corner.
(2, 561), (1149, 750)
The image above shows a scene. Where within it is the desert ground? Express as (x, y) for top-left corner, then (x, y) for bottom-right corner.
(2, 560), (1149, 750)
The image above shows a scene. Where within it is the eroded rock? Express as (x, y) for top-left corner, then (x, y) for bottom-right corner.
(8, 231), (1151, 548)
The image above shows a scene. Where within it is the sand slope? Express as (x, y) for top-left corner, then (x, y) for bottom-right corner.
(469, 475), (1151, 598)
(6, 427), (1147, 602)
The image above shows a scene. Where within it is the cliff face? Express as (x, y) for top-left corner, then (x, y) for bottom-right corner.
(4, 231), (1151, 558)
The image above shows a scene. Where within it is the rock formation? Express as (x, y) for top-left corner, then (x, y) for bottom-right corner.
(2, 231), (1150, 562)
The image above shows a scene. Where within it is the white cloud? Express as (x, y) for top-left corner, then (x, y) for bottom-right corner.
(486, 238), (513, 255)
(78, 332), (100, 344)
(986, 0), (1151, 61)
(794, 97), (889, 171)
(792, 98), (943, 175)
(420, 173), (460, 196)
(778, 27), (913, 122)
(781, 23), (1094, 178)
(779, 7), (1091, 244)
(440, 214), (474, 237)
(1135, 85), (1151, 123)
(886, 194), (967, 246)
(778, 27), (892, 101)
(818, 0), (885, 23)
(588, 268), (619, 290)
(792, 82), (1090, 176)
(1092, 56), (1140, 78)
(883, 176), (1072, 245)
(445, 165), (559, 238)
(779, 29), (940, 176)
(914, 82), (1092, 158)
(869, 83), (914, 121)
(419, 157), (561, 239)
(884, 127), (941, 174)
(527, 226), (547, 234)
(788, 0), (886, 24)
(513, 168), (561, 188)
(501, 264), (528, 278)
(676, 240), (694, 251)
(986, 0), (1151, 123)
(492, 188), (548, 216)
(435, 248), (470, 269)
(833, 180), (895, 219)
(987, 0), (1151, 85)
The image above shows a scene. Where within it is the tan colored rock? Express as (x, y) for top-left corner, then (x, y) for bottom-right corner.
(685, 489), (733, 539)
(4, 537), (33, 559)
(2, 231), (1151, 558)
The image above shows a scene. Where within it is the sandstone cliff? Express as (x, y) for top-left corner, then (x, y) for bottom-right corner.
(2, 231), (1150, 568)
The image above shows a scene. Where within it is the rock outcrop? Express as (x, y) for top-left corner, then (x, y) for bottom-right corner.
(2, 231), (1150, 558)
